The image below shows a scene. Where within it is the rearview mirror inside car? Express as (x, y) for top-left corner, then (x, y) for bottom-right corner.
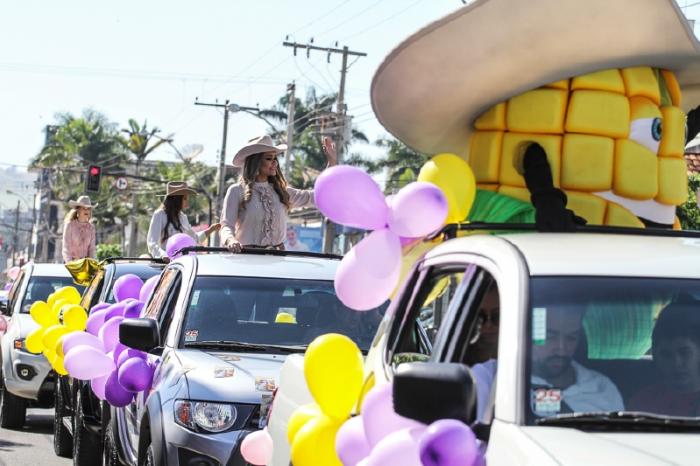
(393, 362), (476, 425)
(120, 318), (160, 352)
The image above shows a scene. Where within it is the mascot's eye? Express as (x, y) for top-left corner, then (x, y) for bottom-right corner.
(629, 118), (662, 153)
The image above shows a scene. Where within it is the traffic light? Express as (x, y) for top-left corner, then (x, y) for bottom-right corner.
(86, 165), (102, 193)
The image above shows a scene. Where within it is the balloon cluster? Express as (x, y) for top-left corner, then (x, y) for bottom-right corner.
(335, 383), (483, 466)
(60, 274), (161, 407)
(314, 168), (450, 311)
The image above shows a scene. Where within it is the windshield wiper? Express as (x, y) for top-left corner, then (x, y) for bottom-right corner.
(536, 411), (700, 432)
(184, 340), (306, 354)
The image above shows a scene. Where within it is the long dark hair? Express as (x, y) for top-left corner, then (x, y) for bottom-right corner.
(239, 153), (290, 210)
(161, 195), (184, 243)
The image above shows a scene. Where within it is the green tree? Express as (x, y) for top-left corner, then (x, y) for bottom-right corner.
(96, 243), (122, 261)
(677, 173), (700, 230)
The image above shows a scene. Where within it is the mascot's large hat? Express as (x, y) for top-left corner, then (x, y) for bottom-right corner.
(371, 0), (700, 157)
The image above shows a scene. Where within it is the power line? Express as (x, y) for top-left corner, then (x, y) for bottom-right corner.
(312, 0), (387, 38)
(341, 0), (424, 41)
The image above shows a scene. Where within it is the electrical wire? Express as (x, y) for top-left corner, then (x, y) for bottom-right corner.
(340, 0), (424, 41)
(312, 0), (387, 39)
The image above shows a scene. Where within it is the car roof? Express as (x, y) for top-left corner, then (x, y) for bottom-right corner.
(176, 252), (339, 280)
(428, 232), (700, 279)
(24, 263), (71, 278)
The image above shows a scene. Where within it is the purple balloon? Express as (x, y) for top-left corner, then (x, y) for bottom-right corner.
(117, 348), (146, 368)
(112, 343), (128, 364)
(139, 276), (160, 303)
(361, 384), (425, 448)
(89, 302), (111, 315)
(335, 229), (402, 311)
(99, 316), (124, 353)
(124, 301), (145, 319)
(104, 302), (127, 320)
(105, 371), (135, 407)
(118, 357), (154, 393)
(62, 331), (105, 356)
(86, 308), (108, 336)
(166, 233), (196, 260)
(419, 420), (480, 466)
(388, 182), (448, 238)
(91, 373), (109, 401)
(113, 274), (143, 302)
(366, 427), (424, 466)
(314, 165), (389, 230)
(64, 345), (115, 380)
(3, 283), (11, 291)
(336, 416), (371, 466)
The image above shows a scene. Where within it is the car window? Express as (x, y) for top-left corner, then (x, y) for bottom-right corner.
(20, 276), (85, 313)
(179, 276), (385, 352)
(526, 276), (700, 423)
(158, 272), (182, 342)
(6, 270), (25, 312)
(143, 268), (179, 321)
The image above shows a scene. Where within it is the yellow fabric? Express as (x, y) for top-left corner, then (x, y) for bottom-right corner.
(621, 67), (661, 105)
(565, 90), (630, 138)
(474, 102), (507, 131)
(64, 258), (103, 287)
(507, 89), (568, 134)
(613, 139), (658, 199)
(470, 131), (503, 182)
(561, 134), (614, 191)
(571, 69), (625, 93)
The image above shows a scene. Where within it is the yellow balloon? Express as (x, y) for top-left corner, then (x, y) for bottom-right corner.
(25, 327), (45, 354)
(62, 305), (88, 331)
(418, 153), (476, 223)
(46, 292), (58, 309)
(51, 353), (68, 376)
(29, 301), (57, 327)
(52, 299), (70, 321)
(55, 286), (82, 305)
(303, 333), (363, 420)
(42, 324), (71, 353)
(287, 403), (322, 444)
(275, 312), (296, 324)
(391, 238), (442, 300)
(290, 414), (343, 466)
(43, 348), (56, 365)
(55, 334), (68, 358)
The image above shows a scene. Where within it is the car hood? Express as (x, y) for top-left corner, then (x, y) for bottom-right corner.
(13, 313), (39, 338)
(174, 349), (286, 404)
(521, 426), (699, 465)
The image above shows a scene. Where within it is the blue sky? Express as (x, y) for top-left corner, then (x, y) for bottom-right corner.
(1, 0), (700, 212)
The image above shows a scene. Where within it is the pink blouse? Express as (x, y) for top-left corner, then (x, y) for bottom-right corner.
(62, 220), (96, 263)
(220, 182), (314, 247)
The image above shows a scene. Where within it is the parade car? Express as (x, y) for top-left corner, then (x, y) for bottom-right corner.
(53, 257), (164, 463)
(364, 226), (700, 465)
(0, 263), (84, 429)
(106, 248), (382, 466)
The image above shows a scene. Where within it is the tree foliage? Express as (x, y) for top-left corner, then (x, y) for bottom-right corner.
(677, 173), (700, 230)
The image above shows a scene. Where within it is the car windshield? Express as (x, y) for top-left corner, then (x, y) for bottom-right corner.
(180, 276), (386, 352)
(526, 277), (700, 425)
(20, 276), (84, 313)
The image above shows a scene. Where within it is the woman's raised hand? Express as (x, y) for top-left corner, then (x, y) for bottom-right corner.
(206, 223), (222, 237)
(322, 136), (338, 167)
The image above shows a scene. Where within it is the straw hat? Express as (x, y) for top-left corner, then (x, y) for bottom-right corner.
(68, 195), (97, 209)
(371, 0), (700, 157)
(159, 181), (197, 198)
(232, 135), (287, 168)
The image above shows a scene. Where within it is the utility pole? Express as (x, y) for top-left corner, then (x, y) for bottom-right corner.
(284, 82), (296, 178)
(194, 99), (258, 246)
(11, 200), (19, 267)
(282, 41), (366, 253)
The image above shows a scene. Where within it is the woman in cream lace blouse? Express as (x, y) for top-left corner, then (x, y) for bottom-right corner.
(220, 135), (336, 252)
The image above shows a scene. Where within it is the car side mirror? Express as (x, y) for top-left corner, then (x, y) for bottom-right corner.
(0, 301), (10, 317)
(393, 362), (476, 425)
(120, 318), (160, 352)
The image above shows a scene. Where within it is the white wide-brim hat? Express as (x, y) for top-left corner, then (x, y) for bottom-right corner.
(371, 0), (700, 157)
(232, 135), (287, 168)
(68, 195), (97, 209)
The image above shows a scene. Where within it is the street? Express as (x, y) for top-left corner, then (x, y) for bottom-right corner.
(0, 408), (70, 466)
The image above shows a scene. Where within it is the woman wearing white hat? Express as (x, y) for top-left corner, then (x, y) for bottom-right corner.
(221, 135), (336, 252)
(62, 195), (97, 263)
(146, 181), (221, 259)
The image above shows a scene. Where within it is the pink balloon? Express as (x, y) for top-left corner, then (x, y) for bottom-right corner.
(118, 357), (154, 393)
(0, 316), (6, 334)
(63, 331), (105, 356)
(336, 416), (371, 466)
(113, 274), (143, 302)
(335, 229), (401, 311)
(419, 419), (480, 466)
(104, 302), (127, 320)
(86, 308), (108, 336)
(314, 166), (389, 230)
(166, 233), (196, 259)
(388, 182), (448, 238)
(64, 345), (115, 380)
(139, 275), (160, 303)
(366, 427), (424, 466)
(361, 384), (425, 448)
(240, 428), (273, 465)
(89, 302), (110, 315)
(91, 373), (109, 401)
(99, 316), (124, 353)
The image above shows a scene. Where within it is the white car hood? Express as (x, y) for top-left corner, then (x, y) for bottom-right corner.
(521, 426), (699, 465)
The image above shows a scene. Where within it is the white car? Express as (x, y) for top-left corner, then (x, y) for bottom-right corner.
(0, 263), (83, 428)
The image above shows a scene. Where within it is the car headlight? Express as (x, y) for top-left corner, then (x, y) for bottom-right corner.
(174, 400), (237, 433)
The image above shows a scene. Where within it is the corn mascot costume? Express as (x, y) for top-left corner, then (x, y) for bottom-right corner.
(371, 0), (700, 230)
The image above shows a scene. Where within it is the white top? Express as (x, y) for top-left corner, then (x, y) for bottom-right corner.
(146, 209), (205, 258)
(472, 359), (623, 421)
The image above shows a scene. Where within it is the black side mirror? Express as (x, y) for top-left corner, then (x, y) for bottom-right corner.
(393, 362), (476, 425)
(120, 318), (160, 352)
